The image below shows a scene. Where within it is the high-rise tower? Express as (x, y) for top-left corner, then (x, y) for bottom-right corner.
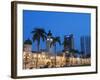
(80, 36), (91, 55)
(63, 34), (74, 51)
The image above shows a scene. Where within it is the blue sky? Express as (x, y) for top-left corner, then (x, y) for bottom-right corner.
(23, 10), (91, 52)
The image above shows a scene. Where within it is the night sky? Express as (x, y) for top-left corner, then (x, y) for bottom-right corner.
(23, 10), (91, 52)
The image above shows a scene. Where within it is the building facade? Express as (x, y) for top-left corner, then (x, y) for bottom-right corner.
(63, 34), (74, 51)
(46, 30), (54, 54)
(80, 36), (91, 56)
(23, 37), (91, 69)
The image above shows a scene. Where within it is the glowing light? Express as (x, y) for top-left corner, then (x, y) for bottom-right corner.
(33, 54), (37, 57)
(50, 38), (53, 41)
(38, 54), (41, 58)
(42, 55), (45, 58)
(27, 56), (30, 59)
(47, 38), (49, 41)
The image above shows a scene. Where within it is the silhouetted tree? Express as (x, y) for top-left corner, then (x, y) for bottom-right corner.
(50, 36), (61, 67)
(31, 28), (47, 68)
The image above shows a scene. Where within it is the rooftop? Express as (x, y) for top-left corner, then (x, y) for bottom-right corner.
(24, 39), (32, 45)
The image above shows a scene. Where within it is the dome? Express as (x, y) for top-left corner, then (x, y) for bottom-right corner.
(24, 39), (32, 45)
(47, 30), (52, 36)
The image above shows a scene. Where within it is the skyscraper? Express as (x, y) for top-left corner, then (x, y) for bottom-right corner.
(80, 36), (91, 56)
(63, 34), (74, 51)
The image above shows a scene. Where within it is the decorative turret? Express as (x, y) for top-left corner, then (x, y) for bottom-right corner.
(24, 39), (32, 45)
(24, 39), (32, 52)
(46, 30), (54, 53)
(47, 30), (52, 36)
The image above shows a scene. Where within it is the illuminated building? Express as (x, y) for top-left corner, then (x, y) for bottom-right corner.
(63, 34), (74, 51)
(23, 36), (91, 69)
(23, 39), (32, 69)
(23, 38), (67, 69)
(23, 39), (32, 52)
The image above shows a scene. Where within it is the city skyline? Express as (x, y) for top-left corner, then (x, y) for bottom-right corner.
(23, 10), (91, 52)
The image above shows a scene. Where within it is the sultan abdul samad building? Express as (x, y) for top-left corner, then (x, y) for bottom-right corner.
(23, 31), (91, 69)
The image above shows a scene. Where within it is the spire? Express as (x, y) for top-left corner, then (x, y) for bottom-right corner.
(47, 30), (52, 36)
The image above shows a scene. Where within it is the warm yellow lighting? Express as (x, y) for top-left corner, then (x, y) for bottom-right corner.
(33, 54), (37, 57)
(23, 50), (91, 69)
(42, 55), (45, 58)
(38, 54), (41, 58)
(50, 56), (54, 59)
(24, 56), (26, 59)
(27, 56), (30, 59)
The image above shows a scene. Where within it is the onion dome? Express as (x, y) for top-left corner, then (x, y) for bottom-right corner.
(47, 30), (52, 36)
(24, 39), (32, 45)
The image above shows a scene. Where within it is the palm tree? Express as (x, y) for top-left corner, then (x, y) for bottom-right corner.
(50, 36), (61, 67)
(31, 28), (47, 68)
(31, 28), (47, 51)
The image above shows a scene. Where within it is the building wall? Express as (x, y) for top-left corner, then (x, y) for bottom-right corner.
(23, 51), (91, 69)
(80, 36), (91, 55)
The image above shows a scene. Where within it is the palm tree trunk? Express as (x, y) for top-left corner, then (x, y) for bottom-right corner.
(36, 42), (39, 68)
(37, 41), (40, 51)
(55, 44), (56, 67)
